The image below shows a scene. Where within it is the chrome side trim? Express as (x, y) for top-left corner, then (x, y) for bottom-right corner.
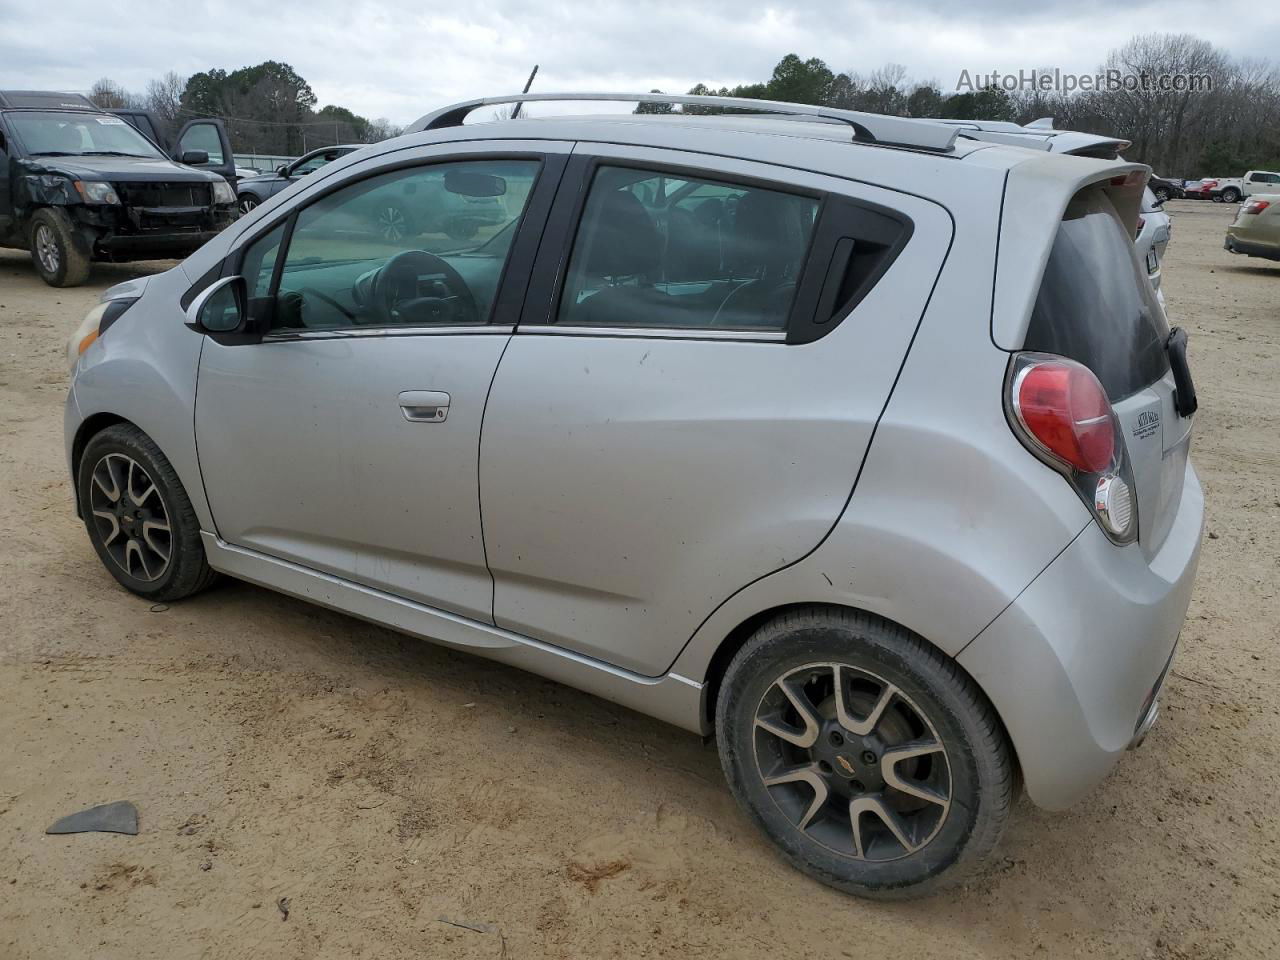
(201, 533), (708, 734)
(263, 325), (513, 342)
(523, 325), (786, 343)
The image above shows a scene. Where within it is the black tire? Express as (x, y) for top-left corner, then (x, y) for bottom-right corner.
(444, 218), (479, 241)
(29, 207), (91, 287)
(1154, 187), (1170, 202)
(1221, 188), (1240, 203)
(238, 193), (260, 215)
(716, 607), (1014, 900)
(78, 424), (219, 602)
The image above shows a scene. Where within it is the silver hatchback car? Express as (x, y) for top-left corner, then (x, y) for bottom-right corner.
(64, 93), (1204, 899)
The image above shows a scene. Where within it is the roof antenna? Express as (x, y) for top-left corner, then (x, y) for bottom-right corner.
(510, 65), (539, 120)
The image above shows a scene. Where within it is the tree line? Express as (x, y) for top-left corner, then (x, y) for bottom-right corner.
(652, 34), (1280, 178)
(89, 32), (1279, 176)
(89, 62), (401, 157)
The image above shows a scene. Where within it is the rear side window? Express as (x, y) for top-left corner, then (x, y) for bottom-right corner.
(557, 165), (820, 330)
(1024, 189), (1170, 400)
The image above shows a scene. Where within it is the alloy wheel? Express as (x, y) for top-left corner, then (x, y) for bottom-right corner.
(239, 195), (258, 214)
(753, 662), (952, 862)
(88, 453), (172, 582)
(34, 224), (60, 275)
(378, 205), (407, 242)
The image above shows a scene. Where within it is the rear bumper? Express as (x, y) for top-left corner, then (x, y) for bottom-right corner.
(958, 458), (1204, 810)
(1225, 232), (1280, 261)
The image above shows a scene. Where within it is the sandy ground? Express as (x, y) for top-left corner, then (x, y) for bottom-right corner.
(0, 200), (1276, 959)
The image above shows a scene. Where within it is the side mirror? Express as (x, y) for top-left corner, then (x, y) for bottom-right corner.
(179, 150), (210, 166)
(185, 275), (246, 333)
(277, 164), (290, 177)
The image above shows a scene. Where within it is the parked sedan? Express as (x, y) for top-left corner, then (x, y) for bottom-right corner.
(235, 145), (358, 214)
(1225, 195), (1280, 262)
(1148, 176), (1184, 202)
(1136, 187), (1172, 292)
(1184, 179), (1217, 200)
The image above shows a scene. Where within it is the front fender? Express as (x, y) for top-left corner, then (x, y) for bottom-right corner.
(68, 265), (213, 531)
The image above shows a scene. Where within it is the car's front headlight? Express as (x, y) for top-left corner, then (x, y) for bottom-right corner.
(66, 298), (138, 369)
(73, 180), (120, 204)
(211, 179), (235, 205)
(67, 302), (108, 368)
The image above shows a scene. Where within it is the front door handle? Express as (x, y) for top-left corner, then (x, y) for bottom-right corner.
(398, 390), (451, 423)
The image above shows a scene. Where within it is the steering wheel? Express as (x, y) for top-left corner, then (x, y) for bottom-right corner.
(711, 278), (796, 327)
(367, 250), (479, 326)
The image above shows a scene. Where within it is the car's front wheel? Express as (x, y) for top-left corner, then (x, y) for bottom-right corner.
(716, 608), (1014, 899)
(1154, 187), (1170, 202)
(29, 208), (91, 287)
(238, 194), (259, 215)
(78, 424), (219, 602)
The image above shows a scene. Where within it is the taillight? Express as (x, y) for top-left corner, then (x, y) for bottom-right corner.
(1012, 359), (1115, 472)
(1007, 354), (1137, 543)
(1243, 200), (1271, 215)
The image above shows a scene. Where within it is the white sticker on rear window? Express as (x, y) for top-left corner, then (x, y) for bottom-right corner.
(95, 117), (126, 125)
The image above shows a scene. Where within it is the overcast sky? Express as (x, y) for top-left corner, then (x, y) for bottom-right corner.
(1, 0), (1275, 125)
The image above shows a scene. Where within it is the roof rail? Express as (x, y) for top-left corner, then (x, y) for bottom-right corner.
(404, 92), (962, 152)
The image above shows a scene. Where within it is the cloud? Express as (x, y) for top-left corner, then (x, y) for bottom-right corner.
(0, 0), (1275, 124)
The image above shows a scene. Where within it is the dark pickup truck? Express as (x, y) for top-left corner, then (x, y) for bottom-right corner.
(0, 90), (238, 286)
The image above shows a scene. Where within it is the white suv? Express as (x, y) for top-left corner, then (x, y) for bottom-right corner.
(64, 92), (1204, 898)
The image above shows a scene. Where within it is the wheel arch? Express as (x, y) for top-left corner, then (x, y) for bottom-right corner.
(70, 412), (131, 516)
(699, 600), (1023, 787)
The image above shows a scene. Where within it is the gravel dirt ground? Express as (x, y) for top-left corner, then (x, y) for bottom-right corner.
(1, 199), (1277, 959)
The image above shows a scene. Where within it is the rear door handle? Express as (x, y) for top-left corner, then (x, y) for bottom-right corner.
(398, 390), (451, 422)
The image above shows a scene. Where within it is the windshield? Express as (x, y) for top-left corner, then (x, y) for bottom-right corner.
(7, 111), (163, 159)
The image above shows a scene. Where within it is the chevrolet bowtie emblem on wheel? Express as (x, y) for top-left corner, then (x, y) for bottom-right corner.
(835, 755), (857, 776)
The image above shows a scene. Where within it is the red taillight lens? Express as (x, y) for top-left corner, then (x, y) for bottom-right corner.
(1243, 200), (1271, 215)
(1014, 360), (1115, 473)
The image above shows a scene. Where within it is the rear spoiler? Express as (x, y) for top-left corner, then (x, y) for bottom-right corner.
(932, 118), (1130, 159)
(991, 159), (1150, 350)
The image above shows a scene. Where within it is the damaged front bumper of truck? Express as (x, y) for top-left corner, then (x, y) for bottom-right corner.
(10, 165), (237, 262)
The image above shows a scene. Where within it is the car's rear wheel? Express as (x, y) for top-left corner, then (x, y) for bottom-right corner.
(1221, 188), (1240, 203)
(78, 424), (218, 602)
(375, 202), (414, 242)
(716, 608), (1014, 900)
(1154, 187), (1170, 202)
(29, 208), (91, 287)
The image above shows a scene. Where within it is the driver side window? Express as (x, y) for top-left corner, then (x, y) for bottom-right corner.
(266, 158), (540, 332)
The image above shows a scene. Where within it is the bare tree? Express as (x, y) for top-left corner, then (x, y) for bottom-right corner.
(363, 117), (403, 142)
(89, 77), (130, 109)
(144, 71), (186, 124)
